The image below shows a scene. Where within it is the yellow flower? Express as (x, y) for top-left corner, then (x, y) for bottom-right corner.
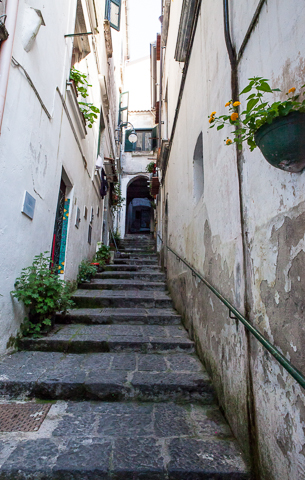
(209, 117), (214, 124)
(226, 139), (232, 145)
(288, 87), (296, 94)
(230, 112), (239, 121)
(211, 111), (216, 115)
(225, 102), (231, 107)
(233, 101), (241, 107)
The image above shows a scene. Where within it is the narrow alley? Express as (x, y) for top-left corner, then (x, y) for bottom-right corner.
(0, 0), (305, 479)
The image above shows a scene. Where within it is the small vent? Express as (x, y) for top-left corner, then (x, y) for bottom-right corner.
(0, 403), (51, 432)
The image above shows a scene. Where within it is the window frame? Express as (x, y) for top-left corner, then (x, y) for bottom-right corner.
(105, 0), (122, 31)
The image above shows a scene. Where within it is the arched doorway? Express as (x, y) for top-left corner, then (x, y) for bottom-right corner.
(125, 176), (153, 234)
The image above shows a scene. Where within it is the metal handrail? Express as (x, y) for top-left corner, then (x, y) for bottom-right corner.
(157, 233), (305, 390)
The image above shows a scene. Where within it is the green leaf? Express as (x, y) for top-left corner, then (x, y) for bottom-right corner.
(256, 82), (273, 93)
(247, 98), (259, 111)
(217, 124), (224, 130)
(240, 84), (253, 94)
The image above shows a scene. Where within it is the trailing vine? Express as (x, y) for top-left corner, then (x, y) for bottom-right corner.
(70, 67), (100, 129)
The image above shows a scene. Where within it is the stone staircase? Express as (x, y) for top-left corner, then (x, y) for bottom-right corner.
(0, 234), (250, 478)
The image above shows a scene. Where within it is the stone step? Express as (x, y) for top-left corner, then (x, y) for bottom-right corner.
(116, 252), (158, 258)
(19, 324), (194, 354)
(79, 279), (167, 291)
(0, 351), (214, 403)
(114, 258), (158, 265)
(0, 400), (250, 479)
(118, 247), (156, 253)
(72, 290), (173, 308)
(55, 307), (182, 325)
(96, 271), (166, 281)
(103, 264), (161, 271)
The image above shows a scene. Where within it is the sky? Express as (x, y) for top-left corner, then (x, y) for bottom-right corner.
(128, 0), (161, 61)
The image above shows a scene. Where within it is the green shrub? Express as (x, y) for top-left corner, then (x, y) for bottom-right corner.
(145, 161), (155, 173)
(95, 244), (111, 264)
(11, 253), (74, 337)
(77, 260), (97, 284)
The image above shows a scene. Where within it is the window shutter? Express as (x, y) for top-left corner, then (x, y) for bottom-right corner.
(156, 34), (161, 61)
(155, 101), (160, 124)
(125, 129), (135, 152)
(105, 0), (122, 31)
(119, 91), (129, 126)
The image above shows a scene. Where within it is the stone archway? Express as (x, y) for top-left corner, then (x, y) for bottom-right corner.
(125, 175), (153, 234)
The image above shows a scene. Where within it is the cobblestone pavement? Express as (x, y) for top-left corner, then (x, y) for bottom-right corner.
(0, 235), (250, 478)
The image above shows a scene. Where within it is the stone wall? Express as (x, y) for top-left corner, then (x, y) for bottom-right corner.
(158, 0), (305, 478)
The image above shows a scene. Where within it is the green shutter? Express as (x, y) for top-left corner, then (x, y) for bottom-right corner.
(119, 91), (129, 126)
(125, 129), (135, 152)
(105, 0), (121, 31)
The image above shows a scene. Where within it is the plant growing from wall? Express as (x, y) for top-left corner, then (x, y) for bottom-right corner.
(209, 77), (305, 151)
(77, 260), (97, 284)
(145, 161), (155, 173)
(111, 182), (125, 212)
(70, 67), (100, 128)
(11, 253), (74, 337)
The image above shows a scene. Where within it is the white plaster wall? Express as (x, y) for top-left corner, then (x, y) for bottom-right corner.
(0, 0), (124, 354)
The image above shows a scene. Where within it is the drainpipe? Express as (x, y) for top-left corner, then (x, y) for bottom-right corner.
(0, 0), (19, 134)
(223, 1), (259, 477)
(158, 11), (163, 149)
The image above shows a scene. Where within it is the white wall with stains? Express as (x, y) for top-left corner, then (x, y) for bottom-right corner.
(158, 0), (305, 478)
(0, 0), (125, 354)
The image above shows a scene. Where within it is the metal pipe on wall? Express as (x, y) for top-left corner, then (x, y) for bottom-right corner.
(0, 0), (19, 134)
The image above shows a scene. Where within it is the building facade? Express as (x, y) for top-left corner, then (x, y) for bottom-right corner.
(0, 0), (128, 353)
(155, 0), (305, 479)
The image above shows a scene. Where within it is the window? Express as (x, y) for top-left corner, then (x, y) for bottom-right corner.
(193, 132), (204, 203)
(124, 129), (152, 153)
(135, 130), (152, 152)
(105, 0), (121, 31)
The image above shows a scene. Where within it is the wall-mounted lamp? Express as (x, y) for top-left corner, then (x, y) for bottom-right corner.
(117, 121), (138, 144)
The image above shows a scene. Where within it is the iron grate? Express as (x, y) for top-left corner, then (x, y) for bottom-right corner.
(0, 403), (52, 432)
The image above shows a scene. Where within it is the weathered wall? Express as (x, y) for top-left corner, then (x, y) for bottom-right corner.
(159, 0), (305, 478)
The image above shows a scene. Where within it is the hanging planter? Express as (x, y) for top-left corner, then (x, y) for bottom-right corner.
(254, 112), (305, 173)
(209, 77), (305, 173)
(151, 176), (160, 195)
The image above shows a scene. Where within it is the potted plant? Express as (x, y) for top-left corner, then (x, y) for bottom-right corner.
(146, 161), (156, 174)
(209, 77), (305, 173)
(94, 244), (111, 265)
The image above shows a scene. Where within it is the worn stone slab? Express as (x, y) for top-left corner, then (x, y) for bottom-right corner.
(19, 324), (194, 354)
(103, 264), (161, 271)
(72, 290), (173, 308)
(95, 272), (166, 282)
(79, 279), (167, 291)
(0, 401), (249, 479)
(0, 351), (212, 401)
(55, 307), (181, 325)
(114, 258), (159, 265)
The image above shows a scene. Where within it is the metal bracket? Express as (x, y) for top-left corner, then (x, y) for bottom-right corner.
(229, 310), (237, 320)
(64, 32), (93, 38)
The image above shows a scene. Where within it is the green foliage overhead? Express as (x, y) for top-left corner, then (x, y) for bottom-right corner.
(11, 253), (75, 337)
(209, 77), (305, 151)
(70, 67), (100, 129)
